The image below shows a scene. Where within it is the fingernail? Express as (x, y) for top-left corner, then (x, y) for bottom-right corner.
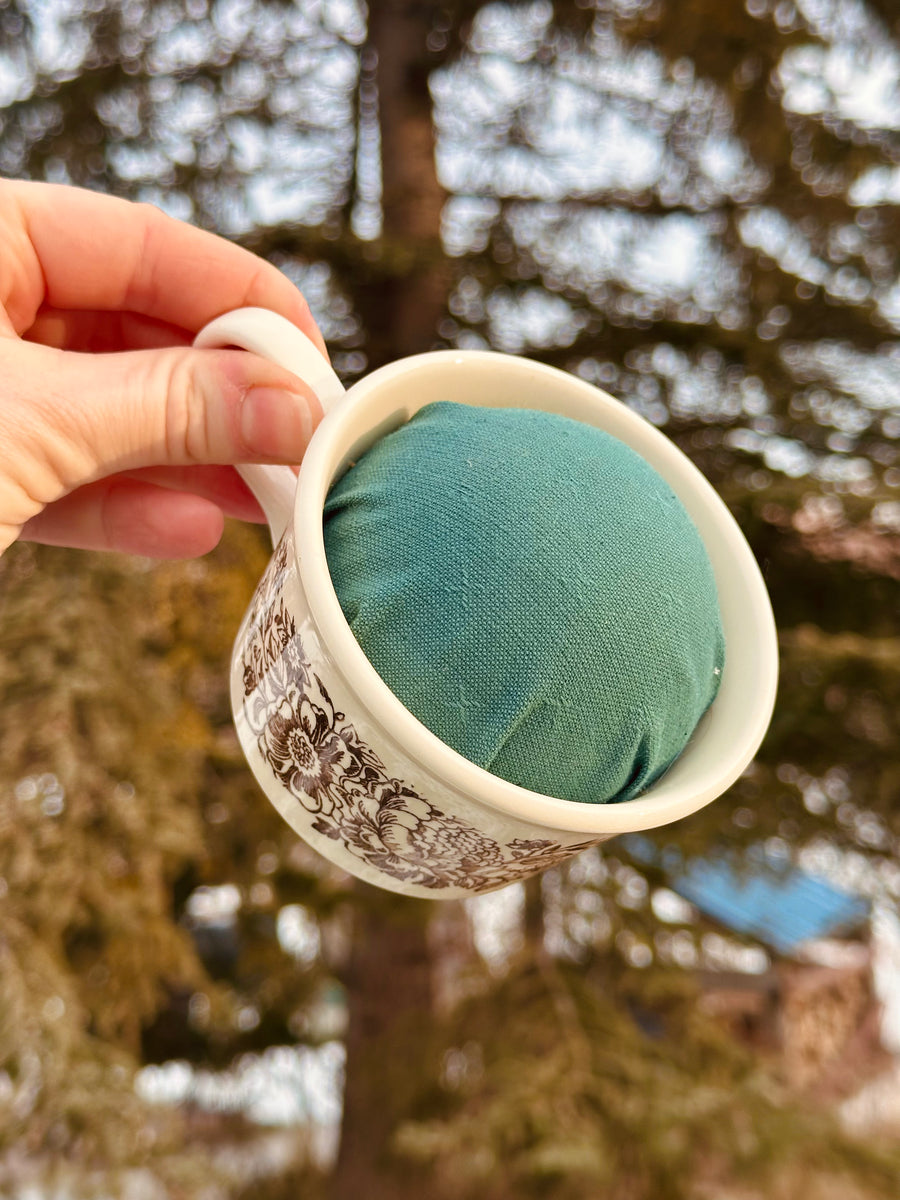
(240, 387), (313, 459)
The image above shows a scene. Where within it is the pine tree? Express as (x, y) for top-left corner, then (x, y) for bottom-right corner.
(2, 1), (900, 1196)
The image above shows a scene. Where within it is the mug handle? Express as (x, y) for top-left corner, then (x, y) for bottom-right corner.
(193, 306), (346, 542)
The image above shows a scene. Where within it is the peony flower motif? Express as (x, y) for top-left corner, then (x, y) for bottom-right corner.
(258, 691), (353, 814)
(331, 783), (508, 889)
(389, 788), (504, 867)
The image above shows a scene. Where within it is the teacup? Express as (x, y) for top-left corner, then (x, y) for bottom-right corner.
(194, 307), (778, 899)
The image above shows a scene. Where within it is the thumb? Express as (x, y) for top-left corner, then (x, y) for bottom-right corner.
(62, 341), (323, 472)
(2, 339), (322, 520)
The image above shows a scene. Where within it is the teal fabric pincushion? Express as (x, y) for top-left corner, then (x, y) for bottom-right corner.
(323, 402), (725, 805)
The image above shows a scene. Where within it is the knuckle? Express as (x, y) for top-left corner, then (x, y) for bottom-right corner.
(159, 350), (212, 464)
(242, 259), (278, 307)
(124, 202), (170, 311)
(133, 199), (174, 241)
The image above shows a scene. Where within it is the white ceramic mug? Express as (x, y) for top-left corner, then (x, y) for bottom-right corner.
(194, 307), (778, 899)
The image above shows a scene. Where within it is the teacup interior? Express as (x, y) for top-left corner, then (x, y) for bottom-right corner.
(295, 351), (777, 827)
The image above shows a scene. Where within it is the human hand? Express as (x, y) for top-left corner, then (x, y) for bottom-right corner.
(0, 179), (327, 558)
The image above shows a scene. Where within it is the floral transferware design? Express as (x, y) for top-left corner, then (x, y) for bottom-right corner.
(240, 536), (596, 891)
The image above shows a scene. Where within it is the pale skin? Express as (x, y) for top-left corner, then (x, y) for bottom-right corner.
(0, 179), (327, 559)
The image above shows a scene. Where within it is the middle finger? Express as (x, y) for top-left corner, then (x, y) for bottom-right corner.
(24, 306), (191, 353)
(122, 465), (270, 523)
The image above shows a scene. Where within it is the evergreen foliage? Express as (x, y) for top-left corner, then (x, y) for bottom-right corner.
(1, 1), (900, 1196)
(394, 951), (900, 1199)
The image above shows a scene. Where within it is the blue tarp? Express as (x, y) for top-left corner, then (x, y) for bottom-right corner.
(623, 835), (870, 955)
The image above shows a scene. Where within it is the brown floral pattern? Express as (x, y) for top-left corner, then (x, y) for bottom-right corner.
(240, 535), (597, 891)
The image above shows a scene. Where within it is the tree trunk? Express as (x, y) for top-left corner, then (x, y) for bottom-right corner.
(330, 888), (433, 1200)
(354, 0), (451, 366)
(331, 7), (451, 1197)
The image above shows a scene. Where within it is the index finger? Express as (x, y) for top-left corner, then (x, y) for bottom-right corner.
(5, 180), (328, 355)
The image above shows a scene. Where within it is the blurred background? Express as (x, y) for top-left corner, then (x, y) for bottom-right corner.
(2, 0), (900, 1196)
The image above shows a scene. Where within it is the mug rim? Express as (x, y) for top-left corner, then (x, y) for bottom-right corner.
(291, 349), (778, 835)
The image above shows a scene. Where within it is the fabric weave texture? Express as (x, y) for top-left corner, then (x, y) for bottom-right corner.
(323, 401), (724, 804)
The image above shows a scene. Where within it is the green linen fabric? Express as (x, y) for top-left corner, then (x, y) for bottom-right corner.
(323, 402), (724, 804)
